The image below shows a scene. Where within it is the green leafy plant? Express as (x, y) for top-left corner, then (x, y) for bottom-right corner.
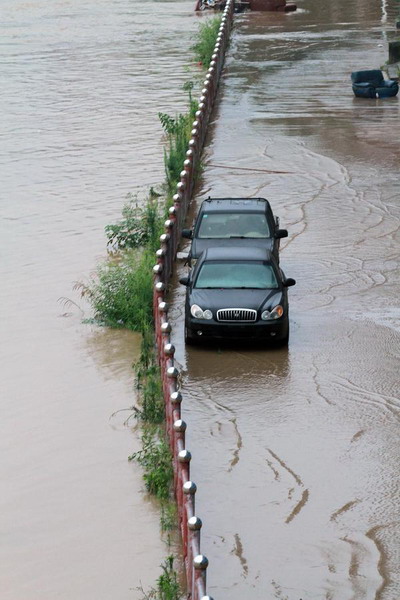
(156, 556), (182, 600)
(191, 16), (222, 66)
(105, 194), (163, 252)
(136, 365), (165, 424)
(129, 428), (173, 500)
(138, 556), (182, 600)
(159, 81), (198, 195)
(160, 503), (177, 533)
(87, 249), (154, 331)
(136, 322), (157, 373)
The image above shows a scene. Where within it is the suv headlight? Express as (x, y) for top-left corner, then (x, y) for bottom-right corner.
(190, 304), (213, 320)
(261, 305), (284, 320)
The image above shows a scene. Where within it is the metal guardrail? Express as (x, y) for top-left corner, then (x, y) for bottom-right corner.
(151, 2), (234, 598)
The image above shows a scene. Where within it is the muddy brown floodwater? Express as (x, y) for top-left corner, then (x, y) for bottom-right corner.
(169, 0), (400, 598)
(2, 0), (399, 598)
(0, 1), (198, 598)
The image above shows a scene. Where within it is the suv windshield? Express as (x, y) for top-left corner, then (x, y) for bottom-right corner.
(197, 212), (270, 239)
(195, 261), (278, 289)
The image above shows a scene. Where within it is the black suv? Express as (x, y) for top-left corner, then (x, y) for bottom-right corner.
(182, 197), (288, 265)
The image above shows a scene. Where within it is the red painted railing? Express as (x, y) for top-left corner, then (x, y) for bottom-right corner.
(152, 3), (234, 598)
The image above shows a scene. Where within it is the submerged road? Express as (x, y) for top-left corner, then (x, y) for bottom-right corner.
(170, 0), (400, 598)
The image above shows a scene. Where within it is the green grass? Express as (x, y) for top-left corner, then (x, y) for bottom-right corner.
(136, 365), (165, 424)
(138, 556), (182, 600)
(134, 324), (165, 424)
(88, 249), (154, 331)
(105, 193), (164, 253)
(160, 502), (177, 533)
(129, 428), (173, 501)
(191, 16), (222, 66)
(159, 82), (198, 196)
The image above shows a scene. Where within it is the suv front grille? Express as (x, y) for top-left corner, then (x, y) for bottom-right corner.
(217, 308), (257, 322)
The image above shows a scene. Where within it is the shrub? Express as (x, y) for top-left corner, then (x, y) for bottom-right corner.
(89, 249), (154, 331)
(105, 195), (164, 253)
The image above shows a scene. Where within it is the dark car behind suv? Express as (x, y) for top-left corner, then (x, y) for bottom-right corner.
(182, 197), (288, 265)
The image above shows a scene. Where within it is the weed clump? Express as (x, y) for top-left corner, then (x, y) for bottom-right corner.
(160, 503), (177, 533)
(84, 189), (164, 331)
(191, 16), (222, 66)
(133, 325), (166, 424)
(88, 249), (154, 331)
(137, 364), (164, 424)
(105, 195), (163, 253)
(129, 428), (173, 501)
(138, 556), (182, 600)
(159, 81), (198, 196)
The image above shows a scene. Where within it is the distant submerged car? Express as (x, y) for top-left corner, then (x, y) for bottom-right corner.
(182, 197), (288, 266)
(179, 247), (296, 346)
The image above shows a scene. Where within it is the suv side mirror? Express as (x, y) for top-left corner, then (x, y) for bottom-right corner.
(182, 229), (193, 239)
(275, 229), (288, 239)
(179, 276), (190, 286)
(284, 277), (296, 287)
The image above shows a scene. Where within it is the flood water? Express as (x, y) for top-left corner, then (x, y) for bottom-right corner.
(170, 0), (400, 598)
(0, 1), (198, 598)
(2, 0), (399, 598)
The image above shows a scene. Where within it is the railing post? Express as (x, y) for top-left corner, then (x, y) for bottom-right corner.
(193, 555), (209, 600)
(187, 516), (202, 594)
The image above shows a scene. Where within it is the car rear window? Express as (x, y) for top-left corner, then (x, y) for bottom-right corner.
(197, 212), (270, 239)
(195, 261), (278, 289)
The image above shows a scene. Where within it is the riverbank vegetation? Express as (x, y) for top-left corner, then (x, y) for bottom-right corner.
(83, 15), (222, 600)
(191, 16), (222, 66)
(137, 556), (181, 600)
